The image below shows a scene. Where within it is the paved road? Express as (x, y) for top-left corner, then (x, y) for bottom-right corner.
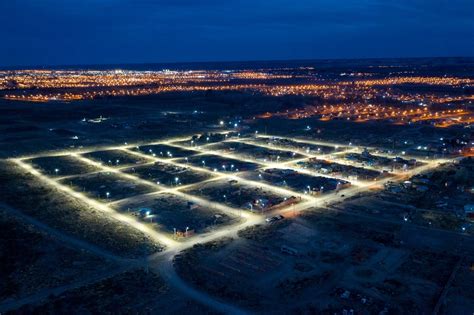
(145, 215), (262, 315)
(5, 133), (455, 314)
(0, 201), (253, 314)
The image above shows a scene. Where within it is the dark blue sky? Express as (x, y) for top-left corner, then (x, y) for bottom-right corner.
(1, 0), (473, 67)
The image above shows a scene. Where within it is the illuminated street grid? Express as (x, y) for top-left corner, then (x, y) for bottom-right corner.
(11, 132), (448, 249)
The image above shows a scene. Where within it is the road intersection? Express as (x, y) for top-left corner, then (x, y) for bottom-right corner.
(6, 131), (452, 314)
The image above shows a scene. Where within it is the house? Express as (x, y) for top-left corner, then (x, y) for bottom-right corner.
(280, 245), (299, 256)
(320, 167), (332, 174)
(465, 204), (474, 213)
(187, 202), (199, 210)
(465, 204), (474, 220)
(413, 178), (430, 185)
(403, 181), (412, 188)
(361, 148), (371, 158)
(415, 185), (429, 192)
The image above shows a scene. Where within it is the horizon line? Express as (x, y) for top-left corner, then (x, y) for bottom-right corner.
(2, 55), (474, 71)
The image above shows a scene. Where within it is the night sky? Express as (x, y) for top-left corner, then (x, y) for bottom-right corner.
(1, 0), (473, 67)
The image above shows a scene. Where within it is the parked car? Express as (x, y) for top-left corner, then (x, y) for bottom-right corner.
(266, 215), (285, 223)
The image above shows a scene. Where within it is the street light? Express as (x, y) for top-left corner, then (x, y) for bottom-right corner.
(185, 226), (189, 237)
(54, 168), (59, 175)
(106, 192), (110, 199)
